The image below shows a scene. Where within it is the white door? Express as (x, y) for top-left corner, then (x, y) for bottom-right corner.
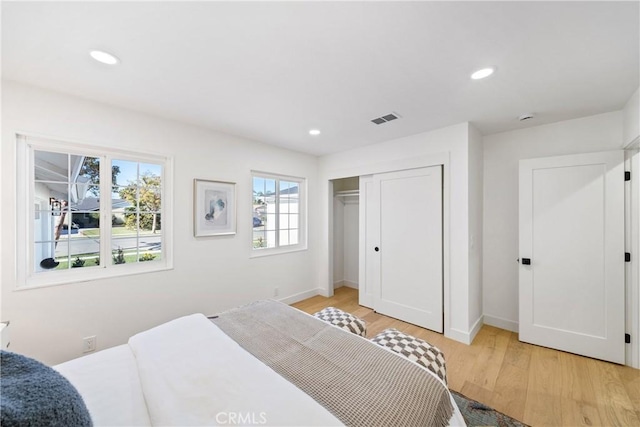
(519, 151), (625, 364)
(372, 166), (443, 332)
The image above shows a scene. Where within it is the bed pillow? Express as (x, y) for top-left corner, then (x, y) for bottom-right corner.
(0, 350), (93, 427)
(371, 328), (448, 384)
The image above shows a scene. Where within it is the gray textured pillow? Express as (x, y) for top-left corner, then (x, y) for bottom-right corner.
(1, 350), (93, 427)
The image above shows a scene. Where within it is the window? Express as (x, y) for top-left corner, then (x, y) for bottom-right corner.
(17, 135), (172, 288)
(252, 172), (306, 253)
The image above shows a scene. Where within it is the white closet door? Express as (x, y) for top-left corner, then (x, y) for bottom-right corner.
(372, 166), (443, 332)
(519, 151), (625, 364)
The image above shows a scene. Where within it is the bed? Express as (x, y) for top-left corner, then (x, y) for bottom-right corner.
(48, 300), (465, 426)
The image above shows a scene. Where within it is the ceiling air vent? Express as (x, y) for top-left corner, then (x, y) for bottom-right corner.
(371, 112), (400, 125)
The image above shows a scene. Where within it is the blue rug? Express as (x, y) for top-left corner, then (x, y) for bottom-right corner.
(451, 390), (529, 427)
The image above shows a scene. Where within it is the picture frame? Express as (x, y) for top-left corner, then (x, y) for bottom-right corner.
(194, 179), (236, 237)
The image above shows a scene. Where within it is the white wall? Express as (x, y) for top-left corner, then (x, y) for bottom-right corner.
(332, 199), (359, 288)
(468, 124), (483, 334)
(319, 122), (478, 343)
(1, 81), (321, 365)
(624, 88), (640, 147)
(332, 198), (345, 284)
(342, 201), (359, 287)
(332, 198), (360, 288)
(332, 177), (359, 288)
(482, 112), (624, 331)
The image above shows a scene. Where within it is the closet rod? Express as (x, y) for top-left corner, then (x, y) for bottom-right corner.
(334, 190), (359, 197)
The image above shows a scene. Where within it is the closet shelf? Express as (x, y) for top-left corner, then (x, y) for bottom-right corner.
(334, 190), (359, 198)
(335, 190), (359, 204)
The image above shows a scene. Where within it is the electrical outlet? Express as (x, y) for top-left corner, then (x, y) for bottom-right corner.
(274, 287), (279, 297)
(83, 336), (96, 353)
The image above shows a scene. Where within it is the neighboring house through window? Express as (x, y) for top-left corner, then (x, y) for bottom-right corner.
(252, 172), (306, 254)
(17, 135), (173, 288)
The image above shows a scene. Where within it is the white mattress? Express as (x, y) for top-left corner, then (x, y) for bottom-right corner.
(54, 344), (152, 426)
(55, 314), (466, 426)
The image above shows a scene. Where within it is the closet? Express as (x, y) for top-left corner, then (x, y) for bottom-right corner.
(359, 166), (444, 333)
(332, 177), (360, 290)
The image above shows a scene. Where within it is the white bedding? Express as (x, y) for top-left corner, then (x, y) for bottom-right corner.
(54, 344), (151, 426)
(56, 313), (466, 426)
(129, 313), (341, 426)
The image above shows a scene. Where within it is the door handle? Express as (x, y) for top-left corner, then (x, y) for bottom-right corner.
(521, 258), (531, 265)
(374, 247), (379, 252)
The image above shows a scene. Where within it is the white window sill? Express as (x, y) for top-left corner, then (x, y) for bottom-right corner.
(249, 245), (308, 259)
(16, 263), (174, 291)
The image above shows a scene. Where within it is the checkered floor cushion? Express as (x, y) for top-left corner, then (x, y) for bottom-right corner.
(313, 307), (367, 337)
(371, 328), (447, 384)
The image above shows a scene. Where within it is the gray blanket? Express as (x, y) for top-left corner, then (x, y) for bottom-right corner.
(212, 300), (453, 427)
(0, 350), (92, 427)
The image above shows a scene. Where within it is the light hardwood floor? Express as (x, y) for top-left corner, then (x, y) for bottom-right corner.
(292, 287), (640, 427)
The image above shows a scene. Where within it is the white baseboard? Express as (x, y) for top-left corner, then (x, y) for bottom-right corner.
(483, 314), (519, 333)
(446, 327), (472, 345)
(318, 287), (332, 297)
(343, 280), (359, 289)
(277, 288), (323, 305)
(469, 315), (483, 343)
(333, 280), (359, 290)
(446, 315), (484, 345)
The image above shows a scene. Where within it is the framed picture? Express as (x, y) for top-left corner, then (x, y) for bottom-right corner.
(194, 179), (236, 237)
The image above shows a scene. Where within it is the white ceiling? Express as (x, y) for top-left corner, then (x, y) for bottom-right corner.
(2, 1), (638, 156)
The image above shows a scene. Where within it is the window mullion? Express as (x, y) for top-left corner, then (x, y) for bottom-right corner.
(65, 154), (71, 269)
(136, 163), (140, 262)
(275, 179), (280, 248)
(101, 155), (113, 268)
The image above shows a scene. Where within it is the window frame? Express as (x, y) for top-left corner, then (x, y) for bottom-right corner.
(250, 171), (307, 257)
(16, 134), (174, 290)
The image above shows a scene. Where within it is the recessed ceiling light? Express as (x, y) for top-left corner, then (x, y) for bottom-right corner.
(309, 129), (321, 136)
(471, 67), (494, 80)
(90, 50), (119, 65)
